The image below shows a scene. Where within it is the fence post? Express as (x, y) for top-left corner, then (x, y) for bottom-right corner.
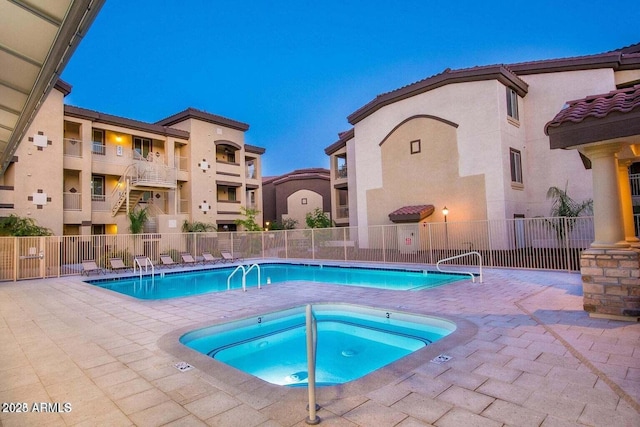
(381, 226), (386, 263)
(343, 227), (347, 261)
(487, 221), (494, 268)
(13, 237), (18, 281)
(311, 229), (315, 260)
(564, 217), (571, 272)
(285, 230), (288, 259)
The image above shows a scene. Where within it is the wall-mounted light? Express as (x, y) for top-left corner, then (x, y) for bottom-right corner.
(115, 135), (122, 143)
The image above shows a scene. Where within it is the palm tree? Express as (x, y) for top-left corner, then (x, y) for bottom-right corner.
(546, 183), (593, 244)
(128, 207), (149, 234)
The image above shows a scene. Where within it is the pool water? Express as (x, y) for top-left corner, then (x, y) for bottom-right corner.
(86, 263), (467, 299)
(180, 304), (456, 386)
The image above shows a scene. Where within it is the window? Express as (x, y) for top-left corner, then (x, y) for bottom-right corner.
(91, 175), (105, 201)
(506, 88), (519, 121)
(92, 129), (105, 155)
(228, 187), (237, 201)
(510, 148), (523, 184)
(410, 139), (421, 154)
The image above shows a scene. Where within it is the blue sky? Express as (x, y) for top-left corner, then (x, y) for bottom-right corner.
(61, 1), (639, 176)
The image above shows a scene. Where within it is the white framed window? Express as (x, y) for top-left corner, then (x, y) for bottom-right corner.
(506, 87), (519, 121)
(510, 148), (523, 184)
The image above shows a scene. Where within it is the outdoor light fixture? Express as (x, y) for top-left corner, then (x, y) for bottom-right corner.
(442, 206), (449, 221)
(265, 221), (270, 231)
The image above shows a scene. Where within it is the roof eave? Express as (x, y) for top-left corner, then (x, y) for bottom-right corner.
(348, 67), (527, 125)
(547, 110), (640, 150)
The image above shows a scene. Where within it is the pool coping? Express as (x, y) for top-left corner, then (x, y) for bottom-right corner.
(158, 300), (478, 400)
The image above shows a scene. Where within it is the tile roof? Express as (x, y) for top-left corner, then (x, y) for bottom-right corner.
(388, 204), (435, 223)
(64, 105), (190, 139)
(545, 84), (640, 130)
(325, 128), (354, 155)
(263, 168), (330, 185)
(156, 107), (250, 131)
(346, 42), (640, 126)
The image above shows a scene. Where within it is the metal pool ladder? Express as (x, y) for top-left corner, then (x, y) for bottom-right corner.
(436, 251), (483, 283)
(227, 263), (261, 291)
(134, 255), (155, 279)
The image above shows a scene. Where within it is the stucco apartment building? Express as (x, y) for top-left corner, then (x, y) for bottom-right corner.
(0, 80), (265, 236)
(262, 168), (330, 229)
(326, 43), (640, 229)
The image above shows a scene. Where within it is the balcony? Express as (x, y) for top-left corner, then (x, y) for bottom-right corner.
(63, 192), (82, 211)
(337, 165), (348, 179)
(336, 205), (349, 219)
(631, 173), (640, 205)
(63, 138), (83, 157)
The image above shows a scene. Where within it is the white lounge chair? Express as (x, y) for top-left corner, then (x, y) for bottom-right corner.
(202, 252), (221, 264)
(82, 260), (104, 275)
(160, 254), (177, 268)
(220, 250), (243, 263)
(109, 257), (130, 273)
(181, 253), (198, 265)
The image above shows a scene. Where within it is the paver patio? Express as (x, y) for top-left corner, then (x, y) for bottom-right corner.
(0, 264), (638, 426)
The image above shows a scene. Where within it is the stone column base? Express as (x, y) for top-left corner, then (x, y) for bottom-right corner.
(580, 248), (640, 322)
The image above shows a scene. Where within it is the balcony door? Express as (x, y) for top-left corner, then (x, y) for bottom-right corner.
(133, 137), (152, 159)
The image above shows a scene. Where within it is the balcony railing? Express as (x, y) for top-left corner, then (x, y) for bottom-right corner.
(631, 173), (640, 197)
(175, 155), (188, 172)
(63, 192), (81, 210)
(336, 206), (349, 219)
(337, 165), (348, 179)
(63, 138), (83, 157)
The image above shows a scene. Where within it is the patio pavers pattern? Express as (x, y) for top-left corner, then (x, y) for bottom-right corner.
(0, 266), (638, 426)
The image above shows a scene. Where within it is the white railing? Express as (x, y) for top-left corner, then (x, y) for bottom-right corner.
(134, 255), (154, 279)
(0, 215), (627, 281)
(226, 263), (261, 291)
(63, 138), (83, 157)
(437, 251), (483, 283)
(63, 192), (82, 210)
(175, 155), (188, 172)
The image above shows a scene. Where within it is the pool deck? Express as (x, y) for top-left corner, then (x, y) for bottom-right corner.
(1, 261), (639, 426)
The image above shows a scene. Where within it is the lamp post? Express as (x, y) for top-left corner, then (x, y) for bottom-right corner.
(442, 206), (449, 255)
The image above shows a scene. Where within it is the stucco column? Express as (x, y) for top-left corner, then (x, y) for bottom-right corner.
(581, 144), (629, 248)
(618, 159), (640, 245)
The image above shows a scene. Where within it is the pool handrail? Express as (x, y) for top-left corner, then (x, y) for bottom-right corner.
(227, 265), (246, 291)
(227, 263), (262, 292)
(305, 304), (320, 425)
(436, 251), (483, 283)
(134, 255), (155, 280)
(244, 263), (261, 290)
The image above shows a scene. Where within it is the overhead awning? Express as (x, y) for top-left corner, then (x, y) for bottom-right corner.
(216, 180), (242, 187)
(389, 204), (435, 223)
(0, 0), (106, 175)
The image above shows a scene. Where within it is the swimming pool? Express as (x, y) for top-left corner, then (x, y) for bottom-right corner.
(85, 262), (468, 299)
(180, 303), (456, 386)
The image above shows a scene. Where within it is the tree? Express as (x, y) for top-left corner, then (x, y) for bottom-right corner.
(0, 214), (53, 236)
(305, 208), (333, 228)
(182, 220), (216, 232)
(234, 207), (262, 231)
(127, 207), (149, 234)
(545, 183), (593, 243)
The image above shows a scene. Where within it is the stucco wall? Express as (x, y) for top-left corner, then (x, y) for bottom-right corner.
(10, 88), (65, 235)
(353, 80), (504, 228)
(367, 116), (486, 225)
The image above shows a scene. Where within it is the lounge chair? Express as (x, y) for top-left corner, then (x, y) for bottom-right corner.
(160, 254), (177, 268)
(181, 253), (198, 265)
(202, 252), (221, 264)
(109, 257), (130, 273)
(82, 260), (104, 275)
(220, 250), (243, 263)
